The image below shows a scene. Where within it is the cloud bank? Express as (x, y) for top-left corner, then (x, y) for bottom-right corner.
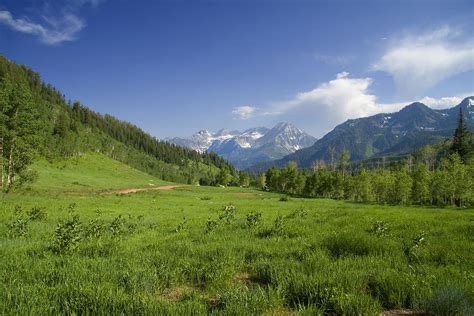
(373, 26), (474, 97)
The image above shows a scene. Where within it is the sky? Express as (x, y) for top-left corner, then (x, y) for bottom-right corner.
(0, 0), (473, 138)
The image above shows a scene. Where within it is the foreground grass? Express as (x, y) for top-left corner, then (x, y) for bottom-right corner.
(1, 155), (473, 314)
(1, 186), (473, 315)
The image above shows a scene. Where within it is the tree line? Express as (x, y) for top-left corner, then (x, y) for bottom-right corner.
(262, 109), (474, 207)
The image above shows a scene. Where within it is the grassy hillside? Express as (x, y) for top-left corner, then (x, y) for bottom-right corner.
(1, 172), (473, 314)
(28, 153), (172, 195)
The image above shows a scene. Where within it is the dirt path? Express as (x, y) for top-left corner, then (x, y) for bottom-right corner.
(101, 185), (182, 195)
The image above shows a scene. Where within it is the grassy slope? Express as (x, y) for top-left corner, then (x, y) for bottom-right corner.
(28, 153), (172, 194)
(1, 155), (473, 315)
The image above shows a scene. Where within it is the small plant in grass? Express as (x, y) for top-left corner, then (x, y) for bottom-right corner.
(271, 216), (285, 235)
(7, 217), (29, 238)
(14, 205), (23, 215)
(175, 217), (188, 232)
(246, 211), (262, 228)
(259, 216), (286, 237)
(205, 218), (218, 233)
(67, 203), (77, 213)
(27, 206), (47, 221)
(404, 231), (427, 264)
(84, 218), (106, 239)
(200, 196), (212, 201)
(219, 204), (236, 224)
(279, 196), (290, 202)
(367, 220), (389, 237)
(110, 215), (126, 237)
(52, 215), (82, 254)
(286, 208), (307, 219)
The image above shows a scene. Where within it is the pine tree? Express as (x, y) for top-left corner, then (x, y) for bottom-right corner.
(450, 108), (471, 163)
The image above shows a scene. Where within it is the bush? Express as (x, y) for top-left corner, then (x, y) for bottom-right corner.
(52, 215), (82, 254)
(258, 216), (286, 238)
(367, 220), (389, 237)
(205, 218), (218, 233)
(7, 217), (29, 238)
(219, 204), (236, 224)
(286, 208), (308, 219)
(246, 211), (263, 228)
(27, 206), (47, 221)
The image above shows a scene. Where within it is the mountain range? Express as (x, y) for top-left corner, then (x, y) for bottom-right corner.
(249, 97), (474, 171)
(167, 122), (317, 170)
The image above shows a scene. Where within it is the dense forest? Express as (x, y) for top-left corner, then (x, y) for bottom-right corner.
(261, 110), (474, 207)
(0, 55), (237, 190)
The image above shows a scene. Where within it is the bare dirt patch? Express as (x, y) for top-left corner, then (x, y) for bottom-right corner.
(101, 185), (182, 195)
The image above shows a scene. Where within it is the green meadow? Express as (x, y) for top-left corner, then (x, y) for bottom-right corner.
(1, 154), (473, 315)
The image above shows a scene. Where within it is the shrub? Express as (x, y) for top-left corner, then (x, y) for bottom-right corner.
(52, 215), (82, 254)
(219, 205), (236, 224)
(286, 208), (308, 219)
(367, 220), (389, 237)
(110, 215), (127, 237)
(205, 218), (218, 233)
(84, 219), (106, 239)
(27, 206), (47, 221)
(246, 211), (263, 228)
(258, 216), (286, 238)
(7, 217), (29, 238)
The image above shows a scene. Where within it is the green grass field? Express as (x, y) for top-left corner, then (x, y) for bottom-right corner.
(1, 154), (473, 315)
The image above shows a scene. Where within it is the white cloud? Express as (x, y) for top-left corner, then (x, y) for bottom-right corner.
(418, 93), (474, 109)
(273, 72), (387, 122)
(232, 106), (257, 120)
(254, 72), (470, 137)
(0, 10), (85, 44)
(373, 26), (474, 97)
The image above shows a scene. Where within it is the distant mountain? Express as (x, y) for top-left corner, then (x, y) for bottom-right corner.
(167, 123), (316, 169)
(249, 97), (474, 171)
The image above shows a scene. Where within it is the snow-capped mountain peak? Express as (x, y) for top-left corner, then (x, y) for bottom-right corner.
(166, 123), (316, 169)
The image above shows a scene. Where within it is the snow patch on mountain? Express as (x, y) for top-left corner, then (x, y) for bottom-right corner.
(166, 123), (317, 169)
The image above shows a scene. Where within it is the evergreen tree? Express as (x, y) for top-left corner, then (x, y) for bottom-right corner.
(450, 108), (471, 163)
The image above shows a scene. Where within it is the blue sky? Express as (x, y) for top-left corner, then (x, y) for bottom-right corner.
(0, 0), (473, 138)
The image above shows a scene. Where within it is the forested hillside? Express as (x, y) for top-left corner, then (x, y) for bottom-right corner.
(261, 116), (474, 207)
(0, 55), (236, 189)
